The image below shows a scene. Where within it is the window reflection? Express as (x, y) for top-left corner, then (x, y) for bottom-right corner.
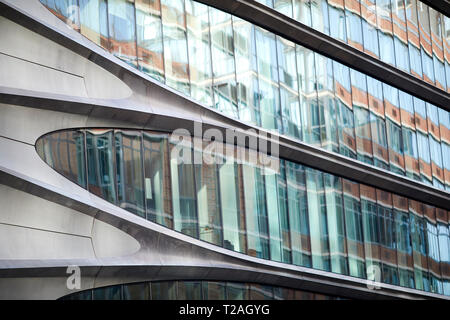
(107, 0), (137, 67)
(39, 128), (450, 296)
(161, 0), (190, 94)
(136, 0), (165, 82)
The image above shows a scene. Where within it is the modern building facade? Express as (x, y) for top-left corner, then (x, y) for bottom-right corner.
(0, 0), (449, 300)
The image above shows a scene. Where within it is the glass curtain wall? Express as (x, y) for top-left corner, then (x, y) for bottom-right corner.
(37, 129), (450, 296)
(41, 0), (450, 192)
(62, 280), (341, 300)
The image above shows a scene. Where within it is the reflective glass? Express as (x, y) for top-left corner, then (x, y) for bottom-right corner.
(409, 200), (430, 291)
(334, 61), (356, 159)
(343, 179), (365, 278)
(324, 173), (348, 275)
(393, 195), (414, 288)
(186, 1), (213, 106)
(36, 130), (86, 188)
(233, 18), (259, 124)
(297, 46), (320, 146)
(391, 0), (410, 72)
(107, 0), (137, 67)
(170, 139), (198, 238)
(383, 84), (405, 175)
(286, 162), (312, 267)
(316, 54), (339, 153)
(360, 184), (382, 278)
(115, 130), (145, 217)
(161, 0), (190, 94)
(405, 0), (423, 79)
(278, 37), (302, 139)
(361, 0), (380, 58)
(143, 132), (172, 227)
(329, 0), (347, 42)
(293, 0), (312, 26)
(424, 205), (443, 294)
(218, 147), (246, 253)
(243, 165), (270, 259)
(79, 0), (109, 47)
(178, 281), (202, 300)
(367, 76), (389, 170)
(194, 141), (222, 246)
(345, 0), (363, 51)
(123, 283), (149, 300)
(429, 8), (446, 90)
(256, 27), (281, 132)
(377, 189), (399, 285)
(211, 9), (237, 118)
(40, 0), (80, 30)
(86, 129), (116, 203)
(417, 2), (435, 84)
(151, 281), (177, 299)
(311, 0), (330, 35)
(377, 0), (396, 66)
(351, 69), (373, 164)
(136, 0), (165, 82)
(399, 91), (420, 181)
(306, 168), (330, 271)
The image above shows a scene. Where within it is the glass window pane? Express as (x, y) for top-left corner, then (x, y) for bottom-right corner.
(316, 54), (339, 153)
(107, 0), (137, 67)
(211, 9), (238, 118)
(177, 281), (202, 300)
(286, 162), (312, 267)
(377, 189), (399, 285)
(351, 69), (373, 164)
(324, 173), (348, 275)
(249, 284), (274, 300)
(405, 0), (423, 79)
(161, 0), (190, 94)
(360, 184), (382, 277)
(256, 27), (281, 132)
(226, 282), (249, 300)
(93, 285), (121, 300)
(136, 0), (165, 82)
(334, 61), (356, 159)
(115, 130), (145, 217)
(86, 129), (116, 203)
(392, 0), (410, 72)
(123, 282), (149, 300)
(79, 0), (109, 47)
(297, 46), (320, 146)
(343, 179), (365, 278)
(202, 281), (226, 300)
(195, 140), (222, 246)
(293, 0), (312, 27)
(393, 195), (414, 288)
(143, 132), (173, 227)
(151, 281), (177, 299)
(36, 130), (86, 188)
(218, 146), (246, 254)
(243, 164), (270, 259)
(186, 1), (213, 106)
(277, 36), (302, 140)
(306, 168), (330, 271)
(311, 0), (330, 35)
(170, 139), (198, 238)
